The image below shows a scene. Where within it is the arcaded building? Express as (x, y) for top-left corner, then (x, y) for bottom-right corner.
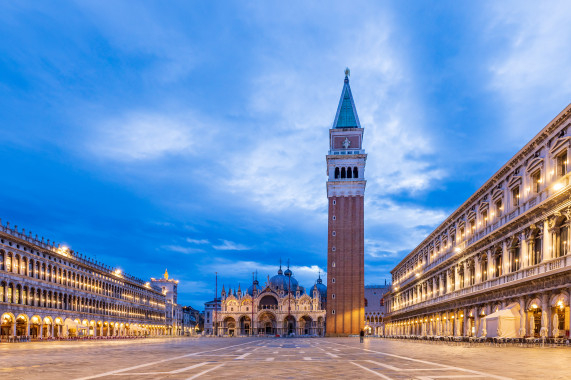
(0, 222), (169, 338)
(213, 265), (326, 336)
(384, 104), (571, 339)
(326, 69), (366, 336)
(364, 284), (391, 335)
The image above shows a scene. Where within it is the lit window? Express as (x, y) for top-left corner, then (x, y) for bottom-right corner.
(557, 151), (567, 177)
(531, 170), (541, 193)
(332, 262), (336, 268)
(495, 199), (502, 217)
(512, 187), (520, 206)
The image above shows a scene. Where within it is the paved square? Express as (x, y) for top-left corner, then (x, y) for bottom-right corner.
(0, 337), (568, 379)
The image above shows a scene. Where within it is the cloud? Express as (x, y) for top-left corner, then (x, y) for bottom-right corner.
(199, 258), (326, 289)
(485, 1), (571, 136)
(162, 245), (204, 254)
(220, 8), (445, 215)
(88, 112), (198, 161)
(212, 240), (252, 251)
(186, 238), (210, 244)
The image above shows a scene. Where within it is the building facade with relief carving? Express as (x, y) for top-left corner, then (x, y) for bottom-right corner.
(211, 265), (326, 336)
(151, 269), (183, 336)
(0, 221), (172, 339)
(383, 104), (571, 339)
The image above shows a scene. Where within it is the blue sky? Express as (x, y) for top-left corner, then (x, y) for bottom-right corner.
(1, 1), (571, 309)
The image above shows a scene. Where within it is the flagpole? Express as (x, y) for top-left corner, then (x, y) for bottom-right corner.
(214, 272), (217, 337)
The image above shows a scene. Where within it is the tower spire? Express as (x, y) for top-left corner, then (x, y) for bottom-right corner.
(332, 68), (361, 129)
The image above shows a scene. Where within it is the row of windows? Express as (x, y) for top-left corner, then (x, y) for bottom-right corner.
(0, 282), (165, 321)
(0, 249), (163, 307)
(394, 148), (569, 284)
(392, 225), (570, 310)
(334, 167), (359, 179)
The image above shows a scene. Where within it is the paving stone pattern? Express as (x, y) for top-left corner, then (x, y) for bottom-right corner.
(0, 337), (569, 379)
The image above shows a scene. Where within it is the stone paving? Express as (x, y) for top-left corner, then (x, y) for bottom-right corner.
(0, 337), (569, 379)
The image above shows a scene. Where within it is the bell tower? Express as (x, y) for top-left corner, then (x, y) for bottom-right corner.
(326, 68), (366, 336)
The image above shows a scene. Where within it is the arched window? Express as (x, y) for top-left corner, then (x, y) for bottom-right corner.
(380, 298), (384, 307)
(559, 224), (568, 257)
(494, 255), (502, 277)
(353, 167), (358, 178)
(341, 167), (346, 178)
(335, 167), (340, 179)
(510, 240), (521, 272)
(364, 298), (368, 307)
(347, 167), (352, 178)
(533, 234), (542, 265)
(0, 251), (3, 271)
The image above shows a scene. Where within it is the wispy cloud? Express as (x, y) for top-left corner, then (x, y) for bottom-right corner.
(88, 112), (198, 161)
(162, 245), (204, 254)
(200, 258), (326, 289)
(212, 240), (252, 251)
(186, 238), (209, 245)
(485, 1), (571, 137)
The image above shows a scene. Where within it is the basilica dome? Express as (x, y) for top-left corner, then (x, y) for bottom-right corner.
(269, 265), (299, 291)
(312, 276), (327, 298)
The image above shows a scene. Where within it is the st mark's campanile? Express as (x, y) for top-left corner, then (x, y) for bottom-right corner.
(326, 69), (366, 336)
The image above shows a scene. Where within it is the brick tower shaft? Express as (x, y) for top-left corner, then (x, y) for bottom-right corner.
(325, 69), (366, 336)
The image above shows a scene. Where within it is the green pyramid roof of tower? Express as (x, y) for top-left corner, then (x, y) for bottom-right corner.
(332, 72), (361, 128)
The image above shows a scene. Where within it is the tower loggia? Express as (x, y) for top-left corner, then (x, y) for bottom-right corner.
(325, 69), (366, 336)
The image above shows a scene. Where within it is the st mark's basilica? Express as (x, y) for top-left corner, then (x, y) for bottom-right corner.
(207, 264), (327, 337)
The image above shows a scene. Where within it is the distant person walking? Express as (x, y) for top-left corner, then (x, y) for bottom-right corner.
(360, 329), (364, 343)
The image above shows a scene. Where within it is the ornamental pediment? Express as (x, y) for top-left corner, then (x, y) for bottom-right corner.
(549, 136), (570, 155)
(479, 201), (489, 211)
(492, 188), (504, 201)
(526, 157), (544, 173)
(508, 175), (522, 189)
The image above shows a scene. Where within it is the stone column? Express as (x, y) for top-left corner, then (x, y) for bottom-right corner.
(39, 323), (43, 339)
(543, 219), (551, 262)
(545, 293), (552, 337)
(26, 321), (30, 337)
(519, 297), (527, 337)
(502, 240), (509, 276)
(541, 293), (549, 337)
(474, 309), (479, 337)
(462, 308), (468, 336)
(487, 250), (493, 279)
(520, 231), (528, 269)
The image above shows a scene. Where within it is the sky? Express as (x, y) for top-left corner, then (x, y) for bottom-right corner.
(1, 1), (571, 309)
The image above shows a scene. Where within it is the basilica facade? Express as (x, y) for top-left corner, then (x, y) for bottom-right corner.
(212, 265), (326, 336)
(384, 104), (571, 339)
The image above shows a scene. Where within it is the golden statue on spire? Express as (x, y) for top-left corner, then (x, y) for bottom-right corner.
(345, 67), (350, 77)
(164, 269), (169, 280)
